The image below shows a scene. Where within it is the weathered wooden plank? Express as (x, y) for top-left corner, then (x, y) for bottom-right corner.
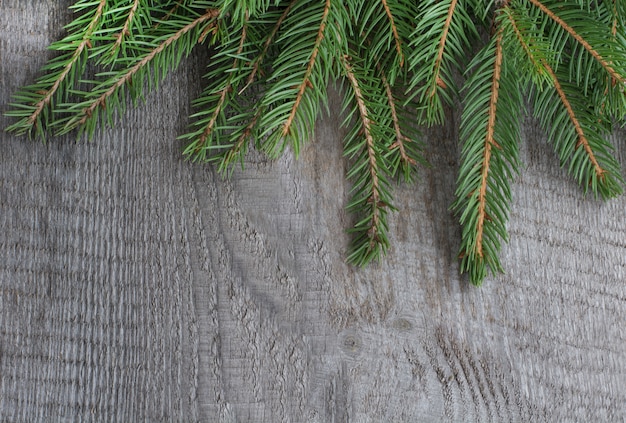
(1, 1), (625, 422)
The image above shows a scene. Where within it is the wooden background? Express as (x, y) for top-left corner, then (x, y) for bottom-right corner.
(1, 1), (625, 421)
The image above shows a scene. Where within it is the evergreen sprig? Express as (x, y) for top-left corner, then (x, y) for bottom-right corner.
(6, 0), (626, 285)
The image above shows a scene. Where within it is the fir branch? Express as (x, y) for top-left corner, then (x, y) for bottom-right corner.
(531, 62), (623, 199)
(39, 0), (106, 108)
(37, 0), (106, 117)
(108, 0), (142, 58)
(341, 54), (394, 265)
(380, 0), (404, 67)
(378, 67), (424, 183)
(503, 6), (551, 85)
(7, 0), (626, 286)
(348, 0), (415, 85)
(432, 0), (458, 97)
(454, 22), (523, 284)
(5, 0), (106, 138)
(362, 33), (422, 181)
(343, 57), (381, 208)
(528, 0), (626, 84)
(407, 0), (477, 124)
(281, 0), (331, 138)
(181, 7), (293, 168)
(255, 0), (336, 158)
(218, 107), (262, 175)
(544, 61), (605, 180)
(506, 5), (622, 198)
(193, 15), (249, 155)
(475, 30), (504, 262)
(60, 7), (221, 135)
(239, 0), (297, 95)
(383, 72), (415, 168)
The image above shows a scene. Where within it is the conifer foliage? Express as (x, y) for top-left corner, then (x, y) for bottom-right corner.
(6, 0), (626, 285)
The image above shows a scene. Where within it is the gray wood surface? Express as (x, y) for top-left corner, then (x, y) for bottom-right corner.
(1, 1), (625, 421)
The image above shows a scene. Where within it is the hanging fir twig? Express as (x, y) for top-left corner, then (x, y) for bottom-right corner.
(6, 0), (626, 285)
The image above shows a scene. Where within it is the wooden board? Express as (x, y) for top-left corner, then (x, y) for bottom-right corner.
(1, 1), (625, 421)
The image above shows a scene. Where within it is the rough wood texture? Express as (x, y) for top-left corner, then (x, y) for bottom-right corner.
(1, 2), (625, 421)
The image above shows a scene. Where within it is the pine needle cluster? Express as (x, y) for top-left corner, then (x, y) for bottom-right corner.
(6, 0), (626, 285)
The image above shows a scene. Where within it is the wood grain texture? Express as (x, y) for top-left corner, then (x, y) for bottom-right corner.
(1, 1), (625, 421)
